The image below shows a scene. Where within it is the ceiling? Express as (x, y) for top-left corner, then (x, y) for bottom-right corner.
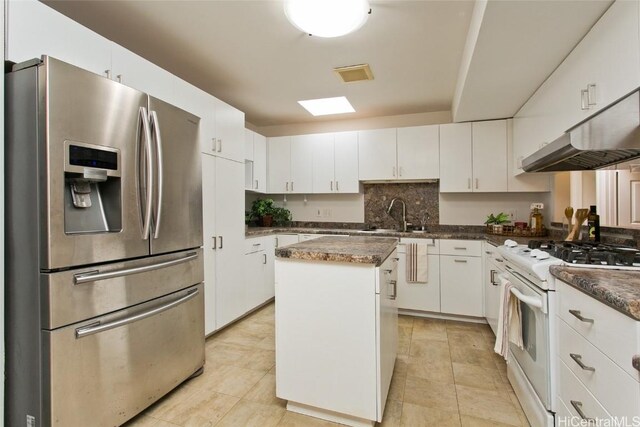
(44, 0), (612, 128)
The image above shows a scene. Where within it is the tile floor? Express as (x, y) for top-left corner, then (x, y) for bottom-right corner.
(125, 303), (529, 427)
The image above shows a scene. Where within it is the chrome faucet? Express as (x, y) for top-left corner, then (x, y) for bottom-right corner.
(387, 198), (407, 232)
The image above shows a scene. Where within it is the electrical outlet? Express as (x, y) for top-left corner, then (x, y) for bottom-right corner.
(505, 210), (517, 222)
(323, 208), (332, 218)
(530, 203), (544, 210)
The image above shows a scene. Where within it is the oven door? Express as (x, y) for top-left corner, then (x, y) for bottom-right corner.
(501, 266), (551, 409)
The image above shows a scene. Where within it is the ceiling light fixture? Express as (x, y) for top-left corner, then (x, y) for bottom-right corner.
(284, 0), (371, 38)
(298, 96), (355, 116)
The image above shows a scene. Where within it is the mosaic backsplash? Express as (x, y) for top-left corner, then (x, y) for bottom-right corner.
(363, 182), (439, 230)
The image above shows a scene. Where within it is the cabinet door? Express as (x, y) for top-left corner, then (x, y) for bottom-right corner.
(440, 255), (483, 317)
(253, 133), (268, 193)
(215, 158), (247, 328)
(201, 154), (217, 335)
(290, 135), (314, 193)
(397, 253), (440, 313)
(439, 123), (472, 192)
(267, 137), (291, 193)
(311, 133), (336, 193)
(111, 45), (176, 104)
(358, 129), (397, 181)
(617, 168), (640, 228)
(7, 0), (112, 76)
(507, 120), (550, 191)
(276, 234), (300, 247)
(262, 236), (276, 301)
(244, 250), (266, 310)
(397, 125), (439, 180)
(244, 129), (254, 161)
(472, 121), (508, 192)
(334, 131), (360, 193)
(214, 99), (245, 163)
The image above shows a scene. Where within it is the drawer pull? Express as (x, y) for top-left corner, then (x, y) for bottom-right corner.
(570, 400), (594, 422)
(569, 309), (594, 323)
(570, 353), (596, 372)
(454, 259), (468, 263)
(453, 247), (467, 250)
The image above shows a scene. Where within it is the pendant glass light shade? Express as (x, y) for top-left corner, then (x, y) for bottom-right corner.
(284, 0), (370, 38)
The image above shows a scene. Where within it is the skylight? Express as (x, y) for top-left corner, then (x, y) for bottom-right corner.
(298, 96), (356, 116)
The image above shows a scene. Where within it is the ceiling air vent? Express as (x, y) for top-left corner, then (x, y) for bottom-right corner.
(334, 64), (373, 83)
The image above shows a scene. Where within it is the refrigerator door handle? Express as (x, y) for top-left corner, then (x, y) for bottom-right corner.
(74, 252), (198, 285)
(150, 110), (164, 239)
(75, 289), (199, 338)
(139, 107), (154, 240)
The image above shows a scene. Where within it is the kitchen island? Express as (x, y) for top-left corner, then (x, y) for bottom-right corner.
(275, 236), (399, 427)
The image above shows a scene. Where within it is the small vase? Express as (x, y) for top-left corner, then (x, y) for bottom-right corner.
(262, 215), (273, 227)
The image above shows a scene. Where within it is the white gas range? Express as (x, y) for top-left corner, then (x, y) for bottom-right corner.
(495, 239), (640, 427)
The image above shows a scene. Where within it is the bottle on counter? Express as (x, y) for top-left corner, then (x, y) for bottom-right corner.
(529, 207), (543, 233)
(588, 205), (601, 242)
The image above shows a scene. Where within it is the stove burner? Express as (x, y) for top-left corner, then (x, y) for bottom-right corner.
(534, 241), (640, 266)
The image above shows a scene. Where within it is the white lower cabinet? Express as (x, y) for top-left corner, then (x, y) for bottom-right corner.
(397, 239), (441, 313)
(244, 235), (276, 310)
(440, 240), (483, 317)
(276, 234), (300, 248)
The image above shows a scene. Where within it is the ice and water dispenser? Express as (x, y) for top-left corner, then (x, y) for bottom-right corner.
(64, 141), (122, 234)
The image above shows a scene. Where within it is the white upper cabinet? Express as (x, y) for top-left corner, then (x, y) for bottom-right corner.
(253, 133), (268, 193)
(396, 125), (439, 180)
(513, 0), (640, 174)
(6, 0), (112, 77)
(267, 136), (291, 193)
(312, 131), (359, 193)
(289, 135), (314, 194)
(472, 121), (508, 192)
(333, 131), (360, 193)
(358, 129), (397, 180)
(244, 129), (255, 161)
(213, 99), (245, 163)
(440, 123), (473, 192)
(506, 120), (550, 192)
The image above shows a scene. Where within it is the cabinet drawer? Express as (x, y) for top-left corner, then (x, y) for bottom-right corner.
(439, 239), (482, 257)
(398, 238), (439, 255)
(558, 318), (640, 417)
(245, 237), (265, 254)
(276, 234), (300, 248)
(558, 359), (611, 422)
(557, 280), (640, 380)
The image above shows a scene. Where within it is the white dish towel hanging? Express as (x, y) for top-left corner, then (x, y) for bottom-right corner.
(406, 243), (428, 283)
(494, 277), (524, 360)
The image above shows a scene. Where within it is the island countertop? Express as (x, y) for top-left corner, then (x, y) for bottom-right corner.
(275, 236), (398, 266)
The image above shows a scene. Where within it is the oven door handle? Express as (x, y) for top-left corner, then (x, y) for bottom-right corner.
(510, 287), (546, 313)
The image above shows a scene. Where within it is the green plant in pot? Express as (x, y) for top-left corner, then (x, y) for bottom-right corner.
(485, 212), (510, 233)
(249, 198), (292, 227)
(272, 206), (292, 226)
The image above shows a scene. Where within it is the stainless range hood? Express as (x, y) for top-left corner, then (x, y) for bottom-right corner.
(522, 89), (640, 172)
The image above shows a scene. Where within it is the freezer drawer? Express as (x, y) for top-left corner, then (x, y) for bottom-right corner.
(44, 284), (205, 427)
(42, 249), (203, 329)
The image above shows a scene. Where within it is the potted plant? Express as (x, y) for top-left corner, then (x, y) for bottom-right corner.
(250, 198), (275, 226)
(272, 206), (292, 226)
(485, 212), (510, 233)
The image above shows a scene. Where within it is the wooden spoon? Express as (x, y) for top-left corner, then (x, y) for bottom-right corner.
(564, 207), (574, 231)
(567, 208), (589, 241)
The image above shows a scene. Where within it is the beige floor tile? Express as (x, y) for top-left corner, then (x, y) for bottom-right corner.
(256, 334), (276, 350)
(186, 364), (266, 397)
(407, 356), (454, 384)
(400, 402), (461, 427)
(408, 338), (451, 362)
(216, 327), (267, 348)
(216, 400), (286, 427)
(445, 320), (485, 331)
(394, 355), (409, 377)
(447, 330), (493, 352)
(243, 374), (286, 407)
(237, 348), (276, 372)
(153, 388), (239, 426)
(145, 382), (198, 419)
(398, 324), (413, 340)
(398, 315), (414, 328)
(460, 415), (522, 427)
(122, 414), (181, 427)
(268, 364), (277, 375)
(452, 362), (506, 392)
(412, 318), (448, 342)
(398, 336), (411, 356)
(380, 399), (403, 427)
(456, 384), (523, 426)
(277, 411), (342, 426)
(205, 342), (254, 366)
(450, 346), (498, 370)
(403, 376), (458, 412)
(387, 372), (407, 402)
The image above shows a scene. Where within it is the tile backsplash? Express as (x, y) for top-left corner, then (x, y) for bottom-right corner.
(363, 182), (439, 229)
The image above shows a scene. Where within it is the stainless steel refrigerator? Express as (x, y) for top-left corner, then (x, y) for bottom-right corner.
(6, 56), (205, 426)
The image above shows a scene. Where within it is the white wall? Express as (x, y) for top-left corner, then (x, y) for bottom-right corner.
(247, 193), (365, 223)
(249, 110), (451, 138)
(439, 192), (552, 226)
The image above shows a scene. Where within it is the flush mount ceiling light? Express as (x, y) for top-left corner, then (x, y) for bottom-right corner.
(298, 96), (355, 116)
(284, 0), (371, 38)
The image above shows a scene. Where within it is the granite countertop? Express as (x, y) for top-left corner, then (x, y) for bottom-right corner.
(275, 236), (399, 266)
(550, 265), (640, 321)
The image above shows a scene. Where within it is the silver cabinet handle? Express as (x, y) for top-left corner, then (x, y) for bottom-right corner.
(587, 83), (596, 106)
(275, 237), (279, 247)
(336, 181), (339, 191)
(286, 182), (289, 192)
(393, 166), (396, 177)
(495, 258), (504, 263)
(104, 69), (112, 79)
(570, 353), (596, 372)
(454, 259), (468, 263)
(570, 400), (594, 422)
(211, 138), (216, 153)
(212, 236), (217, 250)
(253, 243), (261, 247)
(263, 254), (267, 264)
(389, 280), (397, 300)
(255, 179), (258, 189)
(581, 89), (589, 110)
(150, 110), (163, 239)
(485, 251), (493, 255)
(217, 139), (222, 152)
(291, 181), (294, 192)
(138, 107), (154, 241)
(569, 309), (594, 323)
(467, 178), (471, 189)
(475, 178), (479, 189)
(490, 269), (496, 285)
(76, 289), (199, 338)
(116, 74), (122, 83)
(454, 247), (467, 250)
(74, 252), (198, 285)
(219, 236), (224, 249)
(399, 166), (403, 177)
(330, 181), (333, 191)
